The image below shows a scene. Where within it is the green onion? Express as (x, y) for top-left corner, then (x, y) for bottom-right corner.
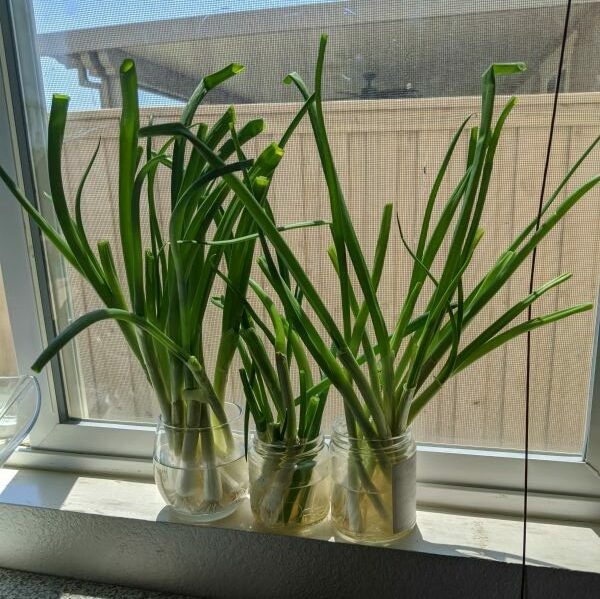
(144, 35), (597, 532)
(0, 58), (314, 514)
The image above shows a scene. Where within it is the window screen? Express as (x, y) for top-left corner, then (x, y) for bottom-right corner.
(21, 0), (600, 453)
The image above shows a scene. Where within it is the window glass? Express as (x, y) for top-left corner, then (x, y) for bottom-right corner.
(0, 266), (18, 376)
(20, 0), (600, 453)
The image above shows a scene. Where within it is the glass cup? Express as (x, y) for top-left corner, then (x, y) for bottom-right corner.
(330, 418), (416, 543)
(153, 402), (248, 522)
(248, 434), (329, 530)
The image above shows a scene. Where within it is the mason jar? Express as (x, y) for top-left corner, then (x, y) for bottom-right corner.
(153, 402), (248, 522)
(248, 434), (329, 530)
(330, 417), (416, 543)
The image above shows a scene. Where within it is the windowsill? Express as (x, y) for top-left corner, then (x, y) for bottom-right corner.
(0, 464), (599, 571)
(0, 466), (599, 598)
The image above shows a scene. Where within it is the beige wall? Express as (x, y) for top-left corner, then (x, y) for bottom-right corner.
(4, 92), (600, 452)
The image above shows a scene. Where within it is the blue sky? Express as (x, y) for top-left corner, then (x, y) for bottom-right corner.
(32, 0), (334, 109)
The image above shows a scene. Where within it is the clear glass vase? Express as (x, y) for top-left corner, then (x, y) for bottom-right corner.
(153, 402), (248, 522)
(330, 418), (416, 543)
(248, 434), (329, 530)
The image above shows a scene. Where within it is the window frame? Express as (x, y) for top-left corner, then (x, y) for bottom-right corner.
(1, 0), (599, 519)
(0, 0), (62, 448)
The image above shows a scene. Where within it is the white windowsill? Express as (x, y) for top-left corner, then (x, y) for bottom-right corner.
(0, 465), (599, 583)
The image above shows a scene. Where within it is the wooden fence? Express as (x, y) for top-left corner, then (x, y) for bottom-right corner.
(3, 92), (600, 452)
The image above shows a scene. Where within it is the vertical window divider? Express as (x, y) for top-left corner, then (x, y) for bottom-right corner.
(584, 283), (600, 474)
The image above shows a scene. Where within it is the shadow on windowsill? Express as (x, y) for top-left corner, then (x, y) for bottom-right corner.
(0, 468), (79, 511)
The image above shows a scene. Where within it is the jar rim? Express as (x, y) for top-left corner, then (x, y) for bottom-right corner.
(158, 401), (242, 432)
(331, 415), (413, 443)
(252, 433), (324, 452)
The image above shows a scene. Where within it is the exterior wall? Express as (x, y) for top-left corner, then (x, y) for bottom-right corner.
(3, 92), (600, 451)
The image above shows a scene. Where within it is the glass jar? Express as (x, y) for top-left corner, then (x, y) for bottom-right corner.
(330, 418), (416, 543)
(153, 402), (248, 522)
(248, 434), (329, 530)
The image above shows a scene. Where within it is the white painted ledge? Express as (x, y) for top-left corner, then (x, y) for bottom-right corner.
(0, 466), (599, 598)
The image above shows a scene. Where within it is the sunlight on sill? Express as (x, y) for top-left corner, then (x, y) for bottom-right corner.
(1, 465), (599, 575)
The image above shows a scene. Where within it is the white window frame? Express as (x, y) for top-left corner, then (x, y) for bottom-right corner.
(1, 0), (599, 519)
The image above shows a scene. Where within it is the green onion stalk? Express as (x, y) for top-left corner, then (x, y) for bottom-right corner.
(213, 266), (328, 526)
(0, 59), (319, 515)
(142, 35), (599, 533)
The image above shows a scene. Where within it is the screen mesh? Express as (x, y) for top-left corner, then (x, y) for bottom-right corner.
(18, 0), (600, 452)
